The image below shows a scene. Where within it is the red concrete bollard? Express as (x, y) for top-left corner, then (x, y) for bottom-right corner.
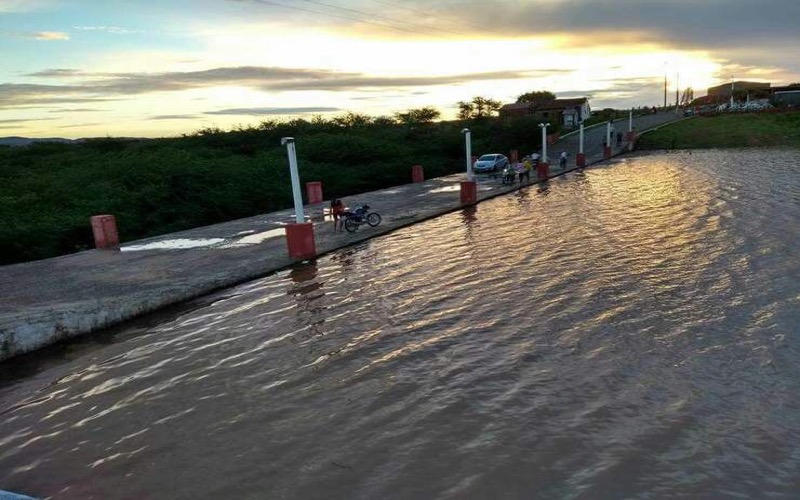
(537, 162), (550, 180)
(576, 153), (586, 167)
(510, 150), (519, 163)
(604, 146), (612, 159)
(411, 165), (424, 183)
(90, 214), (119, 250)
(460, 180), (477, 205)
(285, 222), (316, 260)
(306, 181), (323, 204)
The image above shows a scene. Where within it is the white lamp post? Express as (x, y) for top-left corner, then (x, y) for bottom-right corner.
(576, 120), (586, 167)
(281, 137), (305, 224)
(461, 128), (473, 181)
(538, 122), (550, 163)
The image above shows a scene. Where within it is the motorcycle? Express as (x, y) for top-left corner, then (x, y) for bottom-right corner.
(502, 165), (516, 185)
(343, 204), (382, 232)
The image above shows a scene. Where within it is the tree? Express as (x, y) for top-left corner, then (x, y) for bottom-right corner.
(516, 90), (556, 104)
(457, 100), (475, 120)
(394, 106), (441, 125)
(457, 96), (502, 120)
(332, 112), (372, 127)
(372, 116), (397, 126)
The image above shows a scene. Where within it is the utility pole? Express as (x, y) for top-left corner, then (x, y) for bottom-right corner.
(664, 72), (667, 109)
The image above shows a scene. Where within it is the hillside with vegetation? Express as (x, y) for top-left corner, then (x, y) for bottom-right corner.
(0, 108), (554, 265)
(636, 111), (800, 149)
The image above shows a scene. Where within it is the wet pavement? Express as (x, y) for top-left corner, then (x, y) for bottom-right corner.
(0, 111), (685, 361)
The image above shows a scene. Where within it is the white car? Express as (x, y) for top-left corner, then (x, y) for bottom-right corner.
(473, 154), (509, 173)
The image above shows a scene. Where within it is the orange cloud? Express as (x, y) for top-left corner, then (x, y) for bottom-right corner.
(34, 31), (69, 41)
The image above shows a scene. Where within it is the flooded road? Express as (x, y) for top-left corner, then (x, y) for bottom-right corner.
(2, 149), (800, 499)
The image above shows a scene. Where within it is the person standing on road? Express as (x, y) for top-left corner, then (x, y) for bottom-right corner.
(516, 161), (529, 184)
(559, 151), (568, 169)
(330, 199), (345, 232)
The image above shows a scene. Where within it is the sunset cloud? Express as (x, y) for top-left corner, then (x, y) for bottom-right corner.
(205, 106), (342, 115)
(73, 26), (145, 35)
(33, 31), (69, 41)
(0, 66), (556, 109)
(2, 0), (798, 138)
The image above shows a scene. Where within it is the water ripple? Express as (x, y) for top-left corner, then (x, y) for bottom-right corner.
(3, 149), (800, 498)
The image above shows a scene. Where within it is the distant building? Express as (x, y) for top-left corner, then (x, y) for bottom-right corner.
(706, 81), (771, 102)
(772, 88), (800, 107)
(771, 84), (800, 93)
(499, 98), (591, 129)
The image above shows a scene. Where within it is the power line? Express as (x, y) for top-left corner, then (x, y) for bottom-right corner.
(238, 0), (454, 37)
(298, 0), (469, 37)
(364, 0), (507, 36)
(240, 0), (427, 35)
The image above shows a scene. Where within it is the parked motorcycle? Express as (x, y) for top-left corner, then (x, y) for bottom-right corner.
(344, 204), (382, 232)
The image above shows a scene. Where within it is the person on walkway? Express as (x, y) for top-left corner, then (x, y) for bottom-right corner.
(330, 199), (345, 232)
(518, 159), (531, 183)
(559, 151), (568, 169)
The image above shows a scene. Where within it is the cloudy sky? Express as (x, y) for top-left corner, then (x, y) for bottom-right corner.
(1, 0), (798, 138)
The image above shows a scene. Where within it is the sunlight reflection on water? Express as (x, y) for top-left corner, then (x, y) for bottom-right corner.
(3, 149), (800, 499)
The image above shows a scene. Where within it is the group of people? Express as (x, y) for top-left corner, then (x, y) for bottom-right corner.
(331, 149), (573, 229)
(510, 154), (538, 183)
(507, 151), (570, 184)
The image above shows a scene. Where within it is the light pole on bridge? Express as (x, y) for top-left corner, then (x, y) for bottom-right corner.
(461, 128), (473, 181)
(538, 122), (551, 179)
(460, 128), (477, 205)
(281, 137), (316, 260)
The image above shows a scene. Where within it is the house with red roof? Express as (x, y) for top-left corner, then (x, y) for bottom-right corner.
(498, 98), (591, 129)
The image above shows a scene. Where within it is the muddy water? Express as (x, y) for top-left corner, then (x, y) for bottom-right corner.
(2, 149), (800, 499)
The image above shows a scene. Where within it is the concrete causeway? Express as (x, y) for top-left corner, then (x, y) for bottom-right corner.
(0, 111), (685, 361)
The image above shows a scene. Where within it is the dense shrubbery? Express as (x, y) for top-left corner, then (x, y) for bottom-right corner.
(0, 114), (550, 264)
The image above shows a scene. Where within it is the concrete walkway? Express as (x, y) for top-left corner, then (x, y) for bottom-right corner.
(0, 111), (686, 362)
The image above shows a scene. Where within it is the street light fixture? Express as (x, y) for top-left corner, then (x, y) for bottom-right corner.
(577, 119), (586, 167)
(538, 123), (550, 163)
(461, 128), (473, 181)
(281, 136), (317, 261)
(281, 137), (305, 224)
